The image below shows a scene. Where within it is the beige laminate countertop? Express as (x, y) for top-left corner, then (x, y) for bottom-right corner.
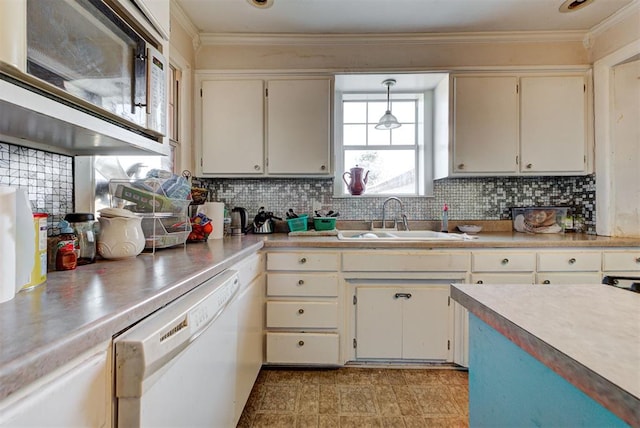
(0, 236), (265, 402)
(450, 283), (640, 426)
(0, 231), (637, 403)
(263, 231), (640, 248)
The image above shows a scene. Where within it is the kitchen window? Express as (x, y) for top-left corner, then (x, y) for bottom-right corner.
(335, 92), (432, 196)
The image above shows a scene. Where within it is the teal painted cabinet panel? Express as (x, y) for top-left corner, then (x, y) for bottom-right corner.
(468, 314), (628, 427)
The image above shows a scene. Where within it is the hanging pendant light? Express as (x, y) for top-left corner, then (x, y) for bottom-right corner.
(375, 79), (401, 130)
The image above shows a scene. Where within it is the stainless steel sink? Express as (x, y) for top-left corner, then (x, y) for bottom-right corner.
(337, 230), (472, 241)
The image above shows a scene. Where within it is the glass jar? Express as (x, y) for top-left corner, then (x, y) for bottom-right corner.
(64, 213), (97, 265)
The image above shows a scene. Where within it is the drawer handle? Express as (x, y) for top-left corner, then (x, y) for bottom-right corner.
(299, 257), (307, 264)
(526, 163), (532, 169)
(501, 258), (509, 265)
(394, 293), (412, 299)
(543, 280), (551, 285)
(476, 280), (484, 284)
(298, 279), (305, 286)
(298, 308), (305, 314)
(298, 340), (305, 346)
(568, 258), (576, 264)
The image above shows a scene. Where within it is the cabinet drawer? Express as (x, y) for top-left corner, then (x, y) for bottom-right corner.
(342, 252), (469, 272)
(472, 252), (535, 272)
(470, 273), (534, 285)
(266, 301), (338, 328)
(603, 251), (640, 271)
(267, 273), (338, 297)
(267, 252), (339, 271)
(266, 332), (339, 365)
(537, 252), (601, 272)
(536, 272), (602, 285)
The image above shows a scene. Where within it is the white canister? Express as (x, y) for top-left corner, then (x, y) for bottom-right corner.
(97, 216), (145, 259)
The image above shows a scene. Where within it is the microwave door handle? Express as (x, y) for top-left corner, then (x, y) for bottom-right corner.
(133, 51), (147, 113)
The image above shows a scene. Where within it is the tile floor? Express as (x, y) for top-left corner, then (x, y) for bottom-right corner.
(237, 367), (469, 427)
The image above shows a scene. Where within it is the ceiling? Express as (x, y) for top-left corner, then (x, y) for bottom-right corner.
(175, 0), (635, 35)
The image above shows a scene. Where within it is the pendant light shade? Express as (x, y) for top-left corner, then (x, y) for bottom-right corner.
(375, 79), (401, 130)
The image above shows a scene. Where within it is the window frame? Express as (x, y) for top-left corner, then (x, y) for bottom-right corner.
(334, 90), (434, 197)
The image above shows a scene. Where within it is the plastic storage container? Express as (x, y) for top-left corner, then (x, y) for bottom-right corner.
(512, 207), (568, 234)
(313, 217), (337, 231)
(287, 214), (308, 232)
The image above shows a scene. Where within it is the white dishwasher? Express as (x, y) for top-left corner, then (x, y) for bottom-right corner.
(114, 270), (240, 428)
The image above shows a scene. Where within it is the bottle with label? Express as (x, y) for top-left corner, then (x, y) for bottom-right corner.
(55, 220), (78, 271)
(441, 203), (449, 233)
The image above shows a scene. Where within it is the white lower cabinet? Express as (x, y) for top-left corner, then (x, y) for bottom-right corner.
(265, 251), (341, 365)
(266, 332), (340, 365)
(0, 341), (111, 428)
(263, 246), (636, 369)
(354, 285), (451, 360)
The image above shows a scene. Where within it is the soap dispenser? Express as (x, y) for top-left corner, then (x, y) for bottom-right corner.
(441, 203), (449, 233)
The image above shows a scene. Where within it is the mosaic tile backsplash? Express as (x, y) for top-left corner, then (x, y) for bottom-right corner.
(0, 142), (74, 233)
(0, 140), (596, 235)
(194, 175), (596, 233)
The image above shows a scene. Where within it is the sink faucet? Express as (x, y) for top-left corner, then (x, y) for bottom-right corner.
(380, 197), (410, 230)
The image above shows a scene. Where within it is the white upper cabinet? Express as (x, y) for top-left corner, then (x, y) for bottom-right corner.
(519, 76), (587, 173)
(198, 76), (332, 177)
(450, 72), (591, 176)
(452, 76), (519, 174)
(267, 79), (331, 174)
(201, 80), (265, 175)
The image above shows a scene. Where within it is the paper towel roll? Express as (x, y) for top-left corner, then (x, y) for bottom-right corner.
(0, 186), (17, 303)
(198, 202), (225, 240)
(15, 188), (35, 291)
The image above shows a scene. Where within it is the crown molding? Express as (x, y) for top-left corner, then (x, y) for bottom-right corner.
(199, 30), (587, 46)
(170, 0), (200, 47)
(587, 0), (640, 38)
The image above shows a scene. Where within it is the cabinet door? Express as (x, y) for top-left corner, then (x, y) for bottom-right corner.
(520, 76), (586, 173)
(201, 80), (264, 174)
(355, 287), (402, 359)
(452, 76), (519, 173)
(403, 287), (450, 360)
(0, 342), (110, 427)
(266, 79), (331, 174)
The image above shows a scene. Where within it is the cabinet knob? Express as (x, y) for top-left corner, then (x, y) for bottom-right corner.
(457, 163), (465, 170)
(501, 258), (509, 265)
(298, 340), (305, 346)
(476, 280), (484, 284)
(320, 165), (326, 170)
(299, 257), (307, 264)
(568, 258), (576, 264)
(254, 164), (260, 171)
(635, 257), (640, 263)
(543, 280), (551, 284)
(298, 279), (305, 285)
(298, 308), (305, 314)
(526, 163), (532, 169)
